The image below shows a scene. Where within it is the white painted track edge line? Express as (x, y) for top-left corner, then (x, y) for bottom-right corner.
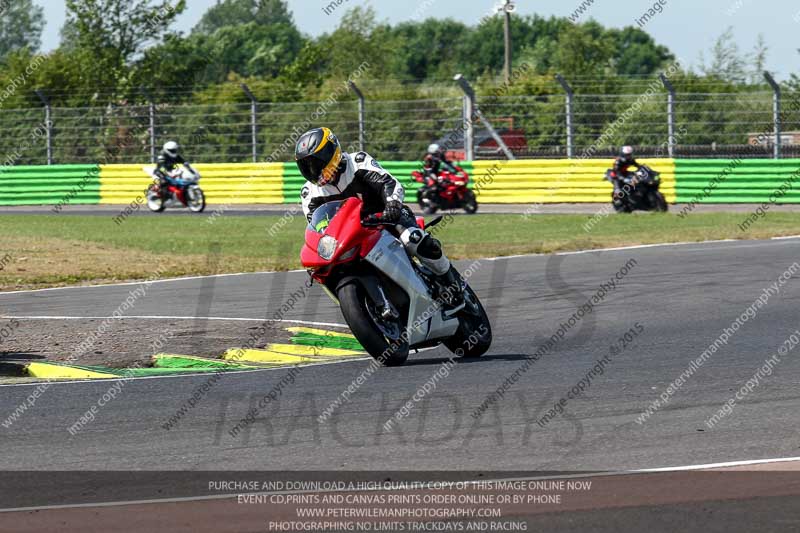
(3, 236), (795, 295)
(632, 455), (800, 473)
(0, 269), (308, 295)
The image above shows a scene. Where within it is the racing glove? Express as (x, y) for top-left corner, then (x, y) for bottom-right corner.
(382, 200), (402, 223)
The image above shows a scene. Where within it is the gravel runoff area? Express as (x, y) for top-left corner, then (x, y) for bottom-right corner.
(0, 317), (299, 370)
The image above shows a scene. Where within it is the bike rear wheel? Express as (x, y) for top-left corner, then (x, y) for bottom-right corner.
(444, 284), (492, 358)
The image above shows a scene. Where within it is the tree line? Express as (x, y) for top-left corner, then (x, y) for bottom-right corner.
(0, 0), (793, 109)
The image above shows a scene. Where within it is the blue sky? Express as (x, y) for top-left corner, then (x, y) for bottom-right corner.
(37, 0), (799, 79)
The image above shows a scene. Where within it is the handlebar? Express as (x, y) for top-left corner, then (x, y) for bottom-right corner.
(361, 215), (383, 226)
(361, 215), (406, 235)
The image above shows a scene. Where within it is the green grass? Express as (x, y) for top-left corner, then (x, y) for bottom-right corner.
(1, 212), (799, 289)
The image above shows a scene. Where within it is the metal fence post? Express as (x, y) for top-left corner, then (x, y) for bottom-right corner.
(764, 71), (781, 159)
(555, 74), (574, 159)
(141, 87), (157, 163)
(348, 81), (366, 152)
(455, 75), (474, 161)
(659, 73), (676, 158)
(34, 89), (52, 165)
(241, 83), (258, 162)
(454, 74), (515, 160)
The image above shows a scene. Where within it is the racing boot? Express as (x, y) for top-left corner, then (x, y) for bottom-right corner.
(400, 227), (464, 311)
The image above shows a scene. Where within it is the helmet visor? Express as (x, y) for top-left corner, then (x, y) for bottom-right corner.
(297, 155), (328, 184)
(297, 142), (341, 185)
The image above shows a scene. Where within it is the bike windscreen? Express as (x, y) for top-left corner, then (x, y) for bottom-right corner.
(308, 200), (345, 233)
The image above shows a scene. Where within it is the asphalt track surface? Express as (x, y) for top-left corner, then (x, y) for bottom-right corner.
(2, 237), (800, 530)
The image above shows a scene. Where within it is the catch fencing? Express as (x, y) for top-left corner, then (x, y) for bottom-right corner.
(1, 75), (799, 166)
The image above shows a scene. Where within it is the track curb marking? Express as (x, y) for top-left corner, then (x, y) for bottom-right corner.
(25, 362), (119, 380)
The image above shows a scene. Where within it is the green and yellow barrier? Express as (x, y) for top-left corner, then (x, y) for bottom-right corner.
(471, 159), (677, 204)
(0, 164), (100, 206)
(675, 159), (800, 203)
(4, 158), (800, 207)
(99, 162), (285, 205)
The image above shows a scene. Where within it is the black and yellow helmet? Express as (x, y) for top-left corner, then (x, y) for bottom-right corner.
(295, 127), (343, 186)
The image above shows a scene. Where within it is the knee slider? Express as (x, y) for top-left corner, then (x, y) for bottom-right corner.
(417, 235), (443, 260)
(400, 227), (426, 256)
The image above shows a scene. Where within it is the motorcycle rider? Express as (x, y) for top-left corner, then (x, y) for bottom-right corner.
(422, 143), (460, 202)
(609, 145), (641, 206)
(153, 141), (196, 199)
(423, 143), (459, 182)
(296, 128), (464, 309)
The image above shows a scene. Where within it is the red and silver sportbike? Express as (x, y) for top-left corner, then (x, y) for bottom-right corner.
(143, 165), (206, 213)
(301, 197), (492, 366)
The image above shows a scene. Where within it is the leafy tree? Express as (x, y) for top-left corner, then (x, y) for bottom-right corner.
(700, 27), (747, 82)
(385, 19), (468, 80)
(64, 0), (187, 90)
(550, 22), (615, 78)
(0, 0), (45, 59)
(281, 41), (328, 88)
(133, 33), (217, 96)
(194, 0), (294, 33)
(317, 6), (394, 79)
(748, 34), (768, 84)
(607, 27), (674, 76)
(204, 21), (303, 78)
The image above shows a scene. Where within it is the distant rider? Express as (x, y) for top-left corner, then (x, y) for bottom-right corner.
(609, 145), (641, 204)
(296, 128), (464, 308)
(153, 141), (196, 198)
(423, 143), (459, 182)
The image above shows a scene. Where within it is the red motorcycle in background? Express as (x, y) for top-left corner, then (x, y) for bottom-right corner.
(411, 166), (478, 215)
(301, 197), (492, 367)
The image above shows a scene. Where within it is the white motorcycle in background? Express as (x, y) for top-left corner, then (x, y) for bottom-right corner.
(143, 165), (206, 213)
